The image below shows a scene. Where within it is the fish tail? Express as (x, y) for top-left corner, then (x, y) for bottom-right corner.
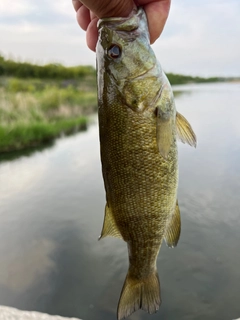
(117, 270), (161, 320)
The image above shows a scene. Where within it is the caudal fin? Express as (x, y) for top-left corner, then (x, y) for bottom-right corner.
(117, 271), (161, 320)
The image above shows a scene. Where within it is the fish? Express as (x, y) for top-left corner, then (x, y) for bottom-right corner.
(96, 7), (196, 320)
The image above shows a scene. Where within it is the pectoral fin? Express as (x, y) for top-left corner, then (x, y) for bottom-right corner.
(176, 112), (197, 147)
(99, 203), (122, 240)
(164, 201), (181, 248)
(156, 114), (173, 159)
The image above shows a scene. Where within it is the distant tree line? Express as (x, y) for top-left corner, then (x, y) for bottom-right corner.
(0, 55), (95, 79)
(0, 54), (226, 84)
(167, 73), (223, 85)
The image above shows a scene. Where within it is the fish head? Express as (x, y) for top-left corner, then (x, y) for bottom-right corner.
(97, 7), (162, 112)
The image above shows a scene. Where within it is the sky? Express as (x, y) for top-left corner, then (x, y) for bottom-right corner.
(0, 0), (239, 77)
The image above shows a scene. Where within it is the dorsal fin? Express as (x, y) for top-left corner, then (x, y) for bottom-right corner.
(99, 203), (122, 240)
(176, 112), (197, 147)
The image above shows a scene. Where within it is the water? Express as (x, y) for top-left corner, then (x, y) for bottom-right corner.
(0, 83), (240, 320)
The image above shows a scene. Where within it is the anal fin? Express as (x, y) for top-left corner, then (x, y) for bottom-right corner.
(99, 203), (122, 240)
(176, 112), (197, 147)
(164, 201), (181, 248)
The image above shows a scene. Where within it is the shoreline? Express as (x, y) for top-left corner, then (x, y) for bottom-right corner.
(0, 117), (88, 154)
(0, 76), (97, 154)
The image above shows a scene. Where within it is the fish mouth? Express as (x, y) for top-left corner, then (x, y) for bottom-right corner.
(98, 6), (140, 31)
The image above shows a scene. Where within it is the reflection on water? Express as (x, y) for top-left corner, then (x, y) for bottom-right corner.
(0, 238), (56, 292)
(0, 142), (55, 163)
(0, 83), (240, 320)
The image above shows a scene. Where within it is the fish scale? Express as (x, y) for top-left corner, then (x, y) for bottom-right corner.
(96, 7), (196, 320)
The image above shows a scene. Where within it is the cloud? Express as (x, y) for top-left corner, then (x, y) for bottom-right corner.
(0, 0), (239, 75)
(153, 0), (240, 76)
(0, 1), (36, 16)
(0, 0), (94, 66)
(50, 0), (77, 18)
(0, 0), (74, 25)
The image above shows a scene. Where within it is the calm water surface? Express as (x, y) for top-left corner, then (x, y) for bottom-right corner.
(0, 83), (240, 320)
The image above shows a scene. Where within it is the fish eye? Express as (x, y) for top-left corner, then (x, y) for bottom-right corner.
(108, 44), (121, 59)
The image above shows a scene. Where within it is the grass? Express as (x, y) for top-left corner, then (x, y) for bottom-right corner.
(0, 77), (97, 152)
(0, 118), (87, 152)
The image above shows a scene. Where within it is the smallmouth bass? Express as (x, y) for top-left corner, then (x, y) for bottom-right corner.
(96, 7), (196, 320)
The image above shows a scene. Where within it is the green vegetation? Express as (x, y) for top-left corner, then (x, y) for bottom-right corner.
(0, 72), (97, 152)
(0, 55), (95, 80)
(0, 118), (87, 152)
(0, 55), (234, 153)
(0, 82), (96, 152)
(166, 73), (224, 85)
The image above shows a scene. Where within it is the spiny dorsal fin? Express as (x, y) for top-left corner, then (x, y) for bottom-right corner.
(99, 203), (122, 240)
(164, 201), (181, 248)
(176, 112), (197, 147)
(156, 116), (173, 159)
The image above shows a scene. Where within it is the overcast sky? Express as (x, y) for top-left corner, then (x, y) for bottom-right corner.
(0, 0), (239, 76)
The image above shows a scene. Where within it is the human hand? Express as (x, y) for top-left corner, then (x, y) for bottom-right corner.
(72, 0), (171, 51)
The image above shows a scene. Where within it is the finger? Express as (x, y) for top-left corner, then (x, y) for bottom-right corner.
(138, 0), (171, 43)
(80, 0), (134, 18)
(76, 5), (91, 31)
(86, 17), (99, 51)
(72, 0), (82, 12)
(90, 11), (98, 21)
